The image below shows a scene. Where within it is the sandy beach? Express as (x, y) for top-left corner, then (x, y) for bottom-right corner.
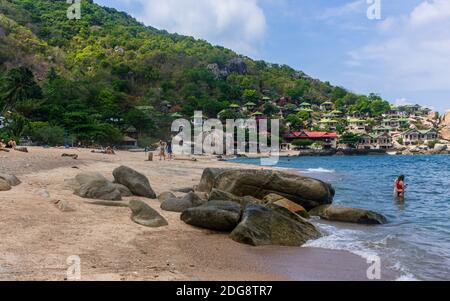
(0, 147), (397, 281)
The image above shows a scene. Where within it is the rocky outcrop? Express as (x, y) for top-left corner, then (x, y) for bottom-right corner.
(309, 205), (387, 225)
(114, 184), (133, 197)
(0, 173), (21, 186)
(129, 200), (168, 228)
(161, 192), (206, 213)
(440, 110), (450, 141)
(158, 191), (177, 203)
(73, 172), (122, 201)
(230, 204), (321, 247)
(263, 194), (309, 218)
(0, 179), (11, 191)
(226, 58), (247, 75)
(113, 166), (156, 199)
(209, 189), (264, 206)
(181, 201), (242, 231)
(212, 170), (335, 210)
(196, 168), (231, 193)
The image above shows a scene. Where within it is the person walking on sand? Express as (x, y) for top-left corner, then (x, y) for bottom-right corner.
(159, 140), (166, 161)
(394, 175), (407, 199)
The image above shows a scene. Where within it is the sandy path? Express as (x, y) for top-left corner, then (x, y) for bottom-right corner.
(0, 147), (396, 281)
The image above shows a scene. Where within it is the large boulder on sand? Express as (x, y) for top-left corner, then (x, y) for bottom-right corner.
(113, 166), (156, 199)
(113, 184), (133, 197)
(73, 172), (122, 201)
(209, 189), (265, 206)
(196, 168), (231, 193)
(158, 191), (177, 203)
(0, 179), (12, 191)
(181, 201), (242, 231)
(211, 169), (334, 210)
(129, 200), (168, 228)
(0, 173), (21, 186)
(230, 204), (321, 247)
(309, 205), (387, 225)
(161, 192), (206, 213)
(263, 194), (309, 218)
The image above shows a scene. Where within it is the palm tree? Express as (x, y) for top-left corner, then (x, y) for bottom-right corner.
(0, 67), (41, 115)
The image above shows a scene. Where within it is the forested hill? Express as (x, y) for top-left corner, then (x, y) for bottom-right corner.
(0, 0), (391, 146)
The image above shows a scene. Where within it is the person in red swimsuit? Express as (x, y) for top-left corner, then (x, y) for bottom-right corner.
(395, 175), (406, 198)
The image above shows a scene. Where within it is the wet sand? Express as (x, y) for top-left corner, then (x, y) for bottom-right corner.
(0, 147), (397, 281)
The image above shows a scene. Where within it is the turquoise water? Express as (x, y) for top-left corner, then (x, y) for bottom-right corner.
(232, 155), (450, 280)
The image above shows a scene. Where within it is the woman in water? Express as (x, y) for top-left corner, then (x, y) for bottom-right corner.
(394, 175), (406, 198)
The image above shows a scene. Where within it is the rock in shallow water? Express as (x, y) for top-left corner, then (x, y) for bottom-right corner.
(129, 200), (168, 228)
(230, 204), (321, 247)
(181, 201), (242, 231)
(113, 166), (156, 199)
(309, 205), (387, 225)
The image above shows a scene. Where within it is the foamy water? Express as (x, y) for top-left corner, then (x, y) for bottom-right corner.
(232, 155), (450, 280)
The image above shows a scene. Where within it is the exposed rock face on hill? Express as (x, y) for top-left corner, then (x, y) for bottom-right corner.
(440, 110), (450, 141)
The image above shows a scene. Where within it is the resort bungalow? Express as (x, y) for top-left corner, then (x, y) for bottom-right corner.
(373, 126), (394, 135)
(381, 118), (409, 130)
(319, 119), (338, 131)
(244, 102), (257, 112)
(299, 102), (312, 109)
(347, 118), (367, 133)
(402, 129), (438, 145)
(284, 131), (338, 149)
(121, 136), (138, 149)
(357, 133), (393, 150)
(229, 104), (241, 112)
(320, 101), (334, 112)
(330, 110), (343, 118)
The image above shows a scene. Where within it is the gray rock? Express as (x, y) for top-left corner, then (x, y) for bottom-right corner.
(158, 191), (177, 202)
(172, 187), (194, 193)
(0, 173), (21, 186)
(114, 184), (133, 197)
(309, 205), (387, 225)
(213, 170), (335, 210)
(129, 200), (168, 228)
(113, 166), (156, 198)
(161, 192), (206, 213)
(209, 189), (264, 206)
(181, 201), (242, 231)
(73, 172), (122, 201)
(0, 179), (11, 191)
(226, 57), (247, 75)
(230, 204), (321, 247)
(196, 168), (231, 193)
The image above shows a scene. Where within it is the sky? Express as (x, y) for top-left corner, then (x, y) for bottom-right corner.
(94, 0), (450, 113)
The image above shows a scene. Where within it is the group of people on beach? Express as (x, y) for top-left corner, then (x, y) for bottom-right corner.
(0, 139), (17, 151)
(158, 139), (173, 161)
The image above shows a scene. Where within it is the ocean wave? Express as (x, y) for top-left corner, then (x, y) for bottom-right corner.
(305, 222), (419, 281)
(303, 168), (336, 174)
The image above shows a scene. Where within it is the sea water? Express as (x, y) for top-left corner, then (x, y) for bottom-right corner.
(232, 155), (450, 280)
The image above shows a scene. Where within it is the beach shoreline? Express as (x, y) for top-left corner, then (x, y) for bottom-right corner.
(0, 147), (398, 281)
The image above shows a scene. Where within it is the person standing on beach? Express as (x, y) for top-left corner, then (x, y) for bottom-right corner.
(159, 140), (166, 161)
(394, 175), (406, 199)
(166, 139), (173, 160)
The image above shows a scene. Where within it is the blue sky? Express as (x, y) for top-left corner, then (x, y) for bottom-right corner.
(94, 0), (450, 113)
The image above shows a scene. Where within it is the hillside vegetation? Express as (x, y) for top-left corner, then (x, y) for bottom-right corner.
(0, 0), (391, 146)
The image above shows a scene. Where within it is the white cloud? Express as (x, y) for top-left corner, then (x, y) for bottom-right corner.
(119, 0), (266, 55)
(348, 0), (450, 93)
(318, 0), (366, 20)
